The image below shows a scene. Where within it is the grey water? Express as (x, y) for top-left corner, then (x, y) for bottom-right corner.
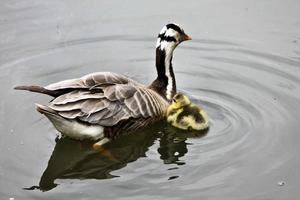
(1, 0), (300, 199)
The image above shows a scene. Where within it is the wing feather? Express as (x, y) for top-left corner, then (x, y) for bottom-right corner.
(58, 109), (84, 119)
(50, 99), (108, 114)
(45, 72), (139, 91)
(52, 90), (104, 105)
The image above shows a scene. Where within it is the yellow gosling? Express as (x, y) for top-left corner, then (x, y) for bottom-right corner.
(166, 93), (209, 131)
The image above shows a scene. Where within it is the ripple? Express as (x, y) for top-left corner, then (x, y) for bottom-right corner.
(171, 40), (300, 193)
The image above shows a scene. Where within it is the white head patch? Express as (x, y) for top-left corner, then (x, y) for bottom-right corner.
(156, 25), (181, 50)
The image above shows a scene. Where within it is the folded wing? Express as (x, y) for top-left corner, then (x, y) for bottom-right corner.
(45, 72), (168, 128)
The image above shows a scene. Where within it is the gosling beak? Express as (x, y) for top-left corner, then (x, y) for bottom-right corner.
(182, 34), (192, 41)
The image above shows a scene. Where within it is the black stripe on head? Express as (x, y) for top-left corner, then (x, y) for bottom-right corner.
(166, 23), (183, 34)
(158, 33), (177, 42)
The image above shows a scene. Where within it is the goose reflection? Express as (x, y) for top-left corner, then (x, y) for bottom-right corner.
(33, 122), (207, 191)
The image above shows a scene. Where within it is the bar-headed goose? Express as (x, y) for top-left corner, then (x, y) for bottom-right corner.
(15, 23), (192, 146)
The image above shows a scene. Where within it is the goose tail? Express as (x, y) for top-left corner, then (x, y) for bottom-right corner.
(14, 85), (58, 97)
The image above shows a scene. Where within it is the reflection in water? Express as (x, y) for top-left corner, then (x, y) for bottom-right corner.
(31, 122), (208, 191)
(159, 125), (208, 165)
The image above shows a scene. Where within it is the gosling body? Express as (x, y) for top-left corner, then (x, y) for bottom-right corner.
(166, 93), (209, 131)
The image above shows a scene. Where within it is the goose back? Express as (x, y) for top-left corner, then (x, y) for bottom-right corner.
(45, 72), (169, 133)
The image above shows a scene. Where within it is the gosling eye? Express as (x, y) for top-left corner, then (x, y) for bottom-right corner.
(173, 99), (176, 103)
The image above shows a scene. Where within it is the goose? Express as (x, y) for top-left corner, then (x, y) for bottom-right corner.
(15, 23), (192, 146)
(166, 93), (209, 131)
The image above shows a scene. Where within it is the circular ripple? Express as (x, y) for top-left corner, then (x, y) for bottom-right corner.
(167, 39), (300, 193)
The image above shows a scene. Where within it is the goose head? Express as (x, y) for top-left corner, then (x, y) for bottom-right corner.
(152, 23), (191, 101)
(156, 23), (192, 52)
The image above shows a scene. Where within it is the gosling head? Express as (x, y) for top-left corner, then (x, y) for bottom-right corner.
(171, 93), (191, 109)
(156, 23), (192, 52)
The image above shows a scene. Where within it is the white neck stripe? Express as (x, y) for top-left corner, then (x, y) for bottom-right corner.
(163, 43), (175, 101)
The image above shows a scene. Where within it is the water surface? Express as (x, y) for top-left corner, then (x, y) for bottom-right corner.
(1, 0), (300, 199)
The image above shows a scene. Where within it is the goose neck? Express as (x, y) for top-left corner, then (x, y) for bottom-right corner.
(153, 46), (177, 101)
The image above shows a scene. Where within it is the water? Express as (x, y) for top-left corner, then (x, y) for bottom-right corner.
(1, 0), (300, 199)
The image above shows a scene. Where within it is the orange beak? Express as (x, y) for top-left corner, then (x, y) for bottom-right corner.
(183, 34), (192, 41)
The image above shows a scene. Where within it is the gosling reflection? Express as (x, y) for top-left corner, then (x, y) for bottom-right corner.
(35, 122), (208, 191)
(159, 125), (208, 165)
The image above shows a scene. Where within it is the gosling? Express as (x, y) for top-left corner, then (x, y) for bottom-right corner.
(166, 93), (209, 131)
